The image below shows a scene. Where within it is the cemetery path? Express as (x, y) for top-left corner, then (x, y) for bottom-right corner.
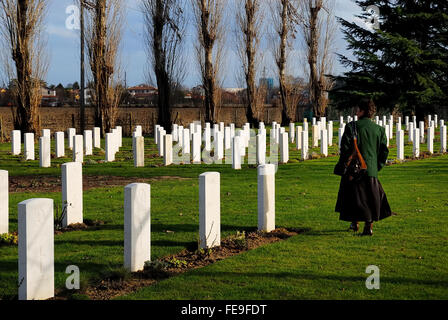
(8, 175), (190, 193)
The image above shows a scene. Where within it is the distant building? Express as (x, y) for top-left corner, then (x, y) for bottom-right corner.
(128, 85), (158, 98)
(259, 78), (274, 90)
(41, 87), (58, 107)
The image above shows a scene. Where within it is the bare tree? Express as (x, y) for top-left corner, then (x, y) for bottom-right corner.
(270, 0), (300, 126)
(141, 0), (186, 130)
(84, 0), (124, 134)
(192, 0), (226, 123)
(0, 0), (49, 134)
(236, 0), (264, 127)
(298, 0), (335, 117)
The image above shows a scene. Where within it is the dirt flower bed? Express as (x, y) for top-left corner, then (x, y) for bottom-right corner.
(55, 228), (305, 300)
(9, 175), (190, 193)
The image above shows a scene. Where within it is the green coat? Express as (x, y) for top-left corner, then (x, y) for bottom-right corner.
(336, 117), (389, 178)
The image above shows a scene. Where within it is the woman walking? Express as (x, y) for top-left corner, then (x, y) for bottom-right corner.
(334, 99), (392, 236)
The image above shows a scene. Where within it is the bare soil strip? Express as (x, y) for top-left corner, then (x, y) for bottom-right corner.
(54, 228), (305, 300)
(9, 175), (190, 193)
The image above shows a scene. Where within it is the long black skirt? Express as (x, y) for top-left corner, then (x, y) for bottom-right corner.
(335, 175), (392, 222)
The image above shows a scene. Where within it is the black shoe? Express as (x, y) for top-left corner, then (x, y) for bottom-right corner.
(361, 222), (373, 236)
(349, 222), (359, 232)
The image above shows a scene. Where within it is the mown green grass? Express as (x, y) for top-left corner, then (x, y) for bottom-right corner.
(0, 124), (447, 300)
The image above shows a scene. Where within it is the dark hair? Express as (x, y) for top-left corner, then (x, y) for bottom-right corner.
(356, 98), (376, 119)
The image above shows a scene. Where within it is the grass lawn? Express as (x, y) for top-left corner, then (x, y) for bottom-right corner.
(0, 124), (447, 300)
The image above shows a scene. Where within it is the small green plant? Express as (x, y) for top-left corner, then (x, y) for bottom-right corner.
(143, 260), (170, 278)
(167, 258), (188, 268)
(229, 231), (248, 250)
(0, 233), (18, 246)
(54, 201), (68, 230)
(99, 266), (132, 282)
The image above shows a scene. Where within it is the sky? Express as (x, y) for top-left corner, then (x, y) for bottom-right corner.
(42, 0), (365, 89)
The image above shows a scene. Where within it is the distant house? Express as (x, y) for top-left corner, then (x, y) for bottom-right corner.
(41, 87), (58, 107)
(128, 85), (158, 98)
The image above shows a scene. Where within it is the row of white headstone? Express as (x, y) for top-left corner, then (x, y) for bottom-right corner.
(153, 121), (338, 167)
(11, 126), (123, 165)
(0, 163), (276, 300)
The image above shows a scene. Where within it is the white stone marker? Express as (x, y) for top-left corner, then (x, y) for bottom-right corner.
(397, 130), (404, 161)
(321, 129), (328, 157)
(232, 136), (242, 170)
(289, 123), (295, 143)
(434, 115), (438, 128)
(178, 126), (184, 148)
(419, 121), (425, 143)
(413, 128), (420, 158)
(296, 126), (303, 150)
(385, 124), (390, 147)
(338, 127), (344, 151)
(215, 131), (224, 160)
(133, 136), (145, 167)
(192, 132), (201, 164)
(73, 135), (84, 163)
(164, 134), (173, 166)
(258, 164), (275, 232)
(24, 133), (35, 160)
(158, 129), (166, 156)
(62, 162), (83, 227)
(440, 126), (447, 153)
(84, 130), (93, 156)
(135, 125), (142, 137)
(224, 127), (231, 150)
(18, 198), (54, 300)
(301, 130), (309, 160)
(154, 125), (160, 144)
(124, 183), (151, 272)
(12, 130), (21, 155)
(409, 122), (414, 142)
(280, 132), (289, 164)
(0, 170), (8, 234)
(199, 172), (221, 249)
(42, 129), (51, 139)
(39, 136), (51, 168)
(55, 132), (65, 158)
(172, 124), (178, 142)
(182, 128), (190, 154)
(93, 127), (101, 149)
(105, 133), (115, 162)
(68, 128), (76, 150)
(427, 126), (434, 154)
(327, 122), (333, 146)
(256, 134), (266, 165)
(405, 116), (409, 130)
(204, 125), (211, 151)
(312, 125), (319, 147)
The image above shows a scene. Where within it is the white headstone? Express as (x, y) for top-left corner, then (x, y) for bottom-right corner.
(39, 136), (51, 168)
(12, 130), (21, 155)
(224, 127), (231, 150)
(204, 125), (211, 151)
(256, 134), (266, 165)
(172, 124), (178, 142)
(427, 126), (434, 154)
(182, 129), (190, 154)
(232, 136), (242, 170)
(301, 130), (309, 160)
(327, 122), (333, 146)
(0, 170), (8, 234)
(440, 126), (447, 153)
(296, 126), (303, 150)
(385, 124), (390, 147)
(42, 129), (50, 139)
(312, 125), (319, 147)
(321, 129), (328, 157)
(199, 172), (220, 249)
(413, 128), (420, 158)
(68, 128), (76, 150)
(93, 127), (101, 149)
(154, 125), (160, 144)
(133, 136), (144, 167)
(158, 129), (166, 156)
(73, 135), (84, 163)
(280, 132), (289, 164)
(289, 123), (295, 143)
(258, 164), (275, 232)
(164, 134), (173, 166)
(192, 132), (201, 164)
(62, 162), (83, 227)
(84, 130), (93, 156)
(55, 132), (65, 158)
(105, 133), (115, 162)
(409, 122), (414, 142)
(215, 131), (224, 160)
(18, 198), (54, 300)
(434, 115), (438, 128)
(24, 133), (34, 160)
(124, 183), (151, 272)
(397, 130), (404, 161)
